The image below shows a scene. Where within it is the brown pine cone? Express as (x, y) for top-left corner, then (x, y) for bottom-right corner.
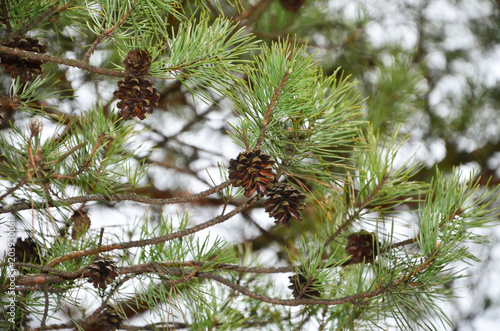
(345, 232), (379, 264)
(87, 258), (119, 289)
(1, 36), (47, 82)
(123, 49), (152, 76)
(15, 237), (41, 264)
(103, 305), (124, 329)
(264, 182), (306, 227)
(228, 149), (276, 197)
(113, 76), (160, 120)
(71, 209), (91, 240)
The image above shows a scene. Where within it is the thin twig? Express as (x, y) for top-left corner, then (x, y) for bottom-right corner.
(0, 180), (234, 214)
(255, 70), (290, 149)
(51, 161), (92, 179)
(85, 0), (140, 60)
(382, 238), (418, 253)
(0, 45), (129, 78)
(194, 270), (383, 306)
(95, 227), (105, 258)
(44, 142), (88, 165)
(15, 252), (436, 308)
(234, 0), (272, 24)
(40, 284), (49, 330)
(0, 179), (27, 201)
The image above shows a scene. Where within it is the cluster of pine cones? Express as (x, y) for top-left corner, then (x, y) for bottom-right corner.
(228, 149), (306, 227)
(113, 49), (160, 120)
(0, 36), (159, 120)
(287, 231), (380, 299)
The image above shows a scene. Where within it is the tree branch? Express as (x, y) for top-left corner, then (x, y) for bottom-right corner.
(85, 0), (140, 60)
(0, 180), (233, 214)
(16, 256), (436, 307)
(45, 196), (258, 267)
(256, 70), (290, 149)
(0, 45), (128, 78)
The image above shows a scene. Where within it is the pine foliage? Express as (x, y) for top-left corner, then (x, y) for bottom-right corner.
(0, 0), (499, 330)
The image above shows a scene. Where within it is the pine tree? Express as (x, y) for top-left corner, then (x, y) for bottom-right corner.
(1, 1), (499, 330)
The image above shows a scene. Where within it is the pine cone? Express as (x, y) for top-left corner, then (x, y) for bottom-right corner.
(228, 149), (276, 197)
(15, 237), (41, 264)
(123, 49), (152, 76)
(280, 0), (306, 12)
(103, 305), (124, 329)
(288, 273), (321, 299)
(87, 258), (119, 289)
(1, 36), (47, 82)
(264, 183), (306, 227)
(113, 76), (160, 120)
(71, 209), (91, 240)
(345, 232), (379, 264)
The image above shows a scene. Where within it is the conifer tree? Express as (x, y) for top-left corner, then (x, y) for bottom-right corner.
(1, 0), (499, 330)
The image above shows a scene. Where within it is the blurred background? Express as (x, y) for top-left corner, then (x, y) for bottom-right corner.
(1, 0), (499, 329)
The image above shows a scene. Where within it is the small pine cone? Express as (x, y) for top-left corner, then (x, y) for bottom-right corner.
(71, 210), (91, 240)
(280, 0), (306, 12)
(87, 258), (119, 289)
(15, 237), (41, 264)
(113, 76), (160, 120)
(228, 149), (276, 198)
(288, 274), (320, 299)
(103, 305), (124, 329)
(1, 36), (47, 82)
(345, 232), (379, 264)
(123, 49), (152, 76)
(264, 183), (306, 227)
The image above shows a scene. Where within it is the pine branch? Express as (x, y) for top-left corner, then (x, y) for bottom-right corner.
(0, 45), (128, 77)
(45, 196), (258, 267)
(40, 285), (49, 331)
(13, 261), (295, 283)
(0, 180), (233, 214)
(324, 173), (389, 247)
(17, 1), (75, 36)
(196, 261), (433, 306)
(0, 178), (27, 200)
(15, 256), (438, 307)
(382, 238), (418, 253)
(85, 0), (140, 60)
(256, 70), (290, 149)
